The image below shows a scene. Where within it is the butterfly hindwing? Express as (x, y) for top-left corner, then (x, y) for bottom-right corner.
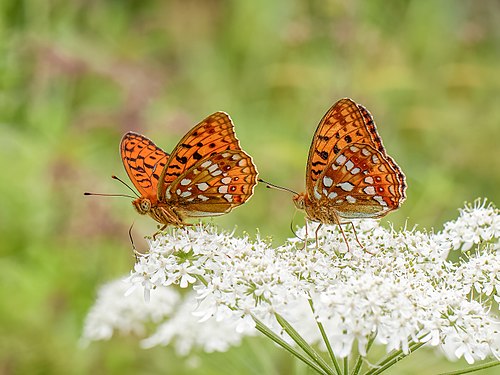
(165, 150), (258, 216)
(314, 143), (405, 218)
(120, 132), (169, 200)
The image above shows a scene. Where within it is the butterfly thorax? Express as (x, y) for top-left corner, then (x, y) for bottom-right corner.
(293, 192), (341, 225)
(132, 197), (185, 226)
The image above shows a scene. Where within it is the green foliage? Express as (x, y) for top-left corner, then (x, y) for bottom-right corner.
(1, 0), (499, 373)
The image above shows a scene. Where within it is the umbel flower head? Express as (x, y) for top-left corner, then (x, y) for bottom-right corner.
(83, 199), (500, 373)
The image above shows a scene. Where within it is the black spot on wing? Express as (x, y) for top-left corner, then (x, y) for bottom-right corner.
(311, 160), (326, 167)
(193, 151), (203, 160)
(165, 172), (181, 177)
(175, 155), (188, 164)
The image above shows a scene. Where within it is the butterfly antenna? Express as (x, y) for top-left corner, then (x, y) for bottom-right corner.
(83, 192), (136, 199)
(258, 178), (299, 195)
(111, 175), (140, 198)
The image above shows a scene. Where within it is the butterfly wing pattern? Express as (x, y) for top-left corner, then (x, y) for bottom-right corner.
(120, 132), (169, 202)
(120, 112), (258, 229)
(294, 98), (406, 226)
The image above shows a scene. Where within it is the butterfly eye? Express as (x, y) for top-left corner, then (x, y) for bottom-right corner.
(141, 200), (151, 212)
(293, 194), (306, 210)
(132, 198), (151, 215)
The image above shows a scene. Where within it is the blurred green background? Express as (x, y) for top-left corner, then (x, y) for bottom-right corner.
(1, 0), (499, 374)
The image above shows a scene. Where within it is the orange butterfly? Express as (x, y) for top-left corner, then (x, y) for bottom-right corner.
(98, 112), (258, 234)
(262, 98), (406, 249)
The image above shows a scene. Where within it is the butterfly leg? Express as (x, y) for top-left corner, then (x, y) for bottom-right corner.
(314, 223), (323, 248)
(337, 224), (351, 252)
(338, 221), (374, 254)
(348, 222), (363, 249)
(181, 222), (194, 235)
(346, 222), (374, 255)
(332, 213), (352, 252)
(152, 224), (168, 240)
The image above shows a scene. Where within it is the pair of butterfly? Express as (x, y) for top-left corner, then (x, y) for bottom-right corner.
(86, 98), (406, 248)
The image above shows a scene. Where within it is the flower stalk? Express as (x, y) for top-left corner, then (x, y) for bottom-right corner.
(253, 315), (330, 375)
(309, 298), (343, 374)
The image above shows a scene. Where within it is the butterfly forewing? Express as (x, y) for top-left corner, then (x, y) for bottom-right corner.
(158, 112), (242, 200)
(306, 98), (385, 197)
(355, 104), (386, 153)
(121, 132), (169, 200)
(165, 150), (258, 216)
(314, 143), (405, 219)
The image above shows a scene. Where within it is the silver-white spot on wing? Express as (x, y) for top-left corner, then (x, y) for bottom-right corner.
(337, 182), (354, 192)
(373, 195), (388, 207)
(327, 191), (338, 199)
(335, 154), (347, 165)
(218, 185), (228, 194)
(197, 182), (209, 191)
(323, 176), (333, 187)
(313, 186), (322, 200)
(363, 186), (376, 195)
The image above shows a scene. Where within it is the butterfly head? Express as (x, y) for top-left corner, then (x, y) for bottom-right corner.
(132, 197), (152, 215)
(292, 192), (308, 211)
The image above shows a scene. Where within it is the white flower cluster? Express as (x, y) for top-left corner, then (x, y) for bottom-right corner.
(81, 277), (179, 343)
(82, 200), (500, 366)
(439, 199), (500, 252)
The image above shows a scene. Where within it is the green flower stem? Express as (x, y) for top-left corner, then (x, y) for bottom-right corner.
(351, 333), (376, 375)
(252, 315), (330, 375)
(308, 298), (343, 375)
(437, 360), (500, 375)
(196, 275), (208, 286)
(364, 341), (425, 375)
(344, 356), (349, 375)
(364, 339), (421, 373)
(275, 313), (337, 375)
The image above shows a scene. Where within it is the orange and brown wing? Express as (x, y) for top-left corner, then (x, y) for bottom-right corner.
(120, 132), (169, 200)
(158, 112), (242, 201)
(165, 150), (258, 217)
(305, 98), (383, 198)
(314, 143), (406, 219)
